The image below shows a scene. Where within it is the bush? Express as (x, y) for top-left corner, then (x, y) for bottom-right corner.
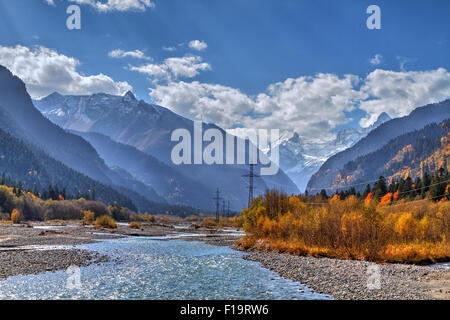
(82, 210), (95, 225)
(94, 215), (117, 229)
(11, 209), (21, 223)
(44, 200), (81, 221)
(129, 221), (141, 229)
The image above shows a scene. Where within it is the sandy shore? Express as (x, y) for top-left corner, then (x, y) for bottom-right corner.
(0, 221), (448, 300)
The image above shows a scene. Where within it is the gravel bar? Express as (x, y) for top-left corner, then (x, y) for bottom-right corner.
(243, 251), (449, 300)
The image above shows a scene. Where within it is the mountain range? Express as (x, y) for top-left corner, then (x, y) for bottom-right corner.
(307, 100), (450, 193)
(33, 89), (299, 211)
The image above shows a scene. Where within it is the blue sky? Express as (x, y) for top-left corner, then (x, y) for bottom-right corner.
(0, 0), (449, 139)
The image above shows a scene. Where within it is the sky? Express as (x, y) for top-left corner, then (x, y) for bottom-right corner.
(0, 0), (449, 141)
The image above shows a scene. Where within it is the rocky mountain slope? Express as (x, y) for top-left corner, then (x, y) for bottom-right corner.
(0, 65), (164, 211)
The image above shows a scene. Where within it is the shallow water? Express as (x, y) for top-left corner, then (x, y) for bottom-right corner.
(430, 262), (450, 270)
(0, 237), (332, 300)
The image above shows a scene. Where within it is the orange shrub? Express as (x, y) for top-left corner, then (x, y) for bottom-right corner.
(11, 209), (21, 223)
(379, 193), (392, 207)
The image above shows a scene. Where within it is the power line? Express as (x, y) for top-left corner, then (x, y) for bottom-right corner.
(299, 180), (450, 206)
(308, 178), (380, 192)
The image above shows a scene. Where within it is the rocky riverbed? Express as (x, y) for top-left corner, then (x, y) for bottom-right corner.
(0, 220), (179, 279)
(242, 251), (450, 300)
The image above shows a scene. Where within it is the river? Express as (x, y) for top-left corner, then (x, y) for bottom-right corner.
(0, 237), (332, 300)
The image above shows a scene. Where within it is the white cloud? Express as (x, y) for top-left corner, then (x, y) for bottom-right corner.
(370, 54), (382, 66)
(150, 74), (363, 139)
(0, 45), (132, 98)
(67, 0), (155, 12)
(130, 55), (211, 81)
(358, 68), (450, 127)
(149, 68), (450, 140)
(108, 49), (150, 60)
(162, 46), (176, 52)
(45, 0), (55, 6)
(188, 40), (208, 51)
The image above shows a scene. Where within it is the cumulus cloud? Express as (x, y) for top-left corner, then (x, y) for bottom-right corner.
(108, 49), (150, 60)
(149, 68), (450, 139)
(370, 54), (382, 66)
(188, 40), (208, 51)
(0, 45), (132, 98)
(54, 0), (155, 12)
(150, 74), (364, 139)
(130, 56), (211, 81)
(358, 68), (450, 127)
(150, 81), (257, 129)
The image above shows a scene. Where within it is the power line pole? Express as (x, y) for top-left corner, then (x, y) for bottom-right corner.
(243, 164), (260, 209)
(227, 200), (230, 218)
(213, 188), (221, 223)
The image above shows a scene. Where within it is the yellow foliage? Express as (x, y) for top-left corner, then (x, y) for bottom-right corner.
(94, 215), (117, 229)
(240, 193), (450, 263)
(129, 221), (141, 229)
(394, 213), (418, 240)
(82, 210), (95, 225)
(11, 209), (21, 223)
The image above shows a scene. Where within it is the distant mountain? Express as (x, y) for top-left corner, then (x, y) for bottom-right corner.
(276, 112), (391, 191)
(34, 91), (299, 209)
(307, 100), (450, 193)
(0, 65), (164, 211)
(329, 120), (449, 191)
(71, 130), (212, 209)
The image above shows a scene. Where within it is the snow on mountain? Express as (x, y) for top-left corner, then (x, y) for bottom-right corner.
(275, 113), (392, 191)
